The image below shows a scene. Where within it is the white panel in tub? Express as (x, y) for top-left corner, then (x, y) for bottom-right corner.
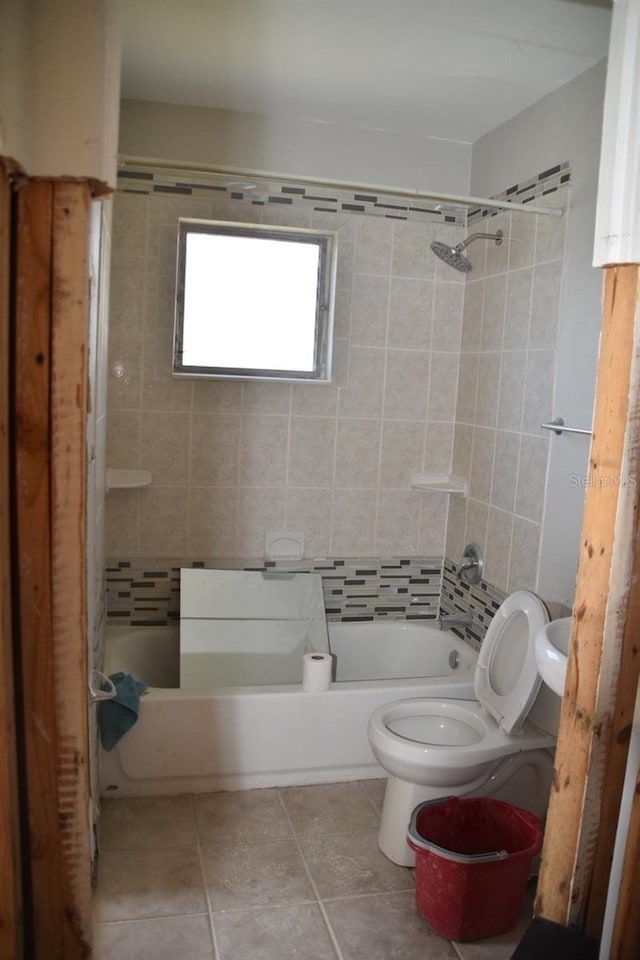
(180, 568), (325, 621)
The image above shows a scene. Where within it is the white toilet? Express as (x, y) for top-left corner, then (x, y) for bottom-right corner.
(367, 590), (561, 866)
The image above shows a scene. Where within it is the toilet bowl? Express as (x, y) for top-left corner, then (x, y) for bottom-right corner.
(367, 590), (561, 866)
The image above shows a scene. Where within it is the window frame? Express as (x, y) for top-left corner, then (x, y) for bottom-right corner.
(173, 218), (338, 383)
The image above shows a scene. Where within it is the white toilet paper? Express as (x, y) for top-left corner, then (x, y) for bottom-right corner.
(302, 652), (333, 692)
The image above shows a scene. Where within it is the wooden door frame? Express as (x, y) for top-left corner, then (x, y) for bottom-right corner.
(12, 176), (93, 958)
(535, 265), (640, 955)
(0, 161), (24, 960)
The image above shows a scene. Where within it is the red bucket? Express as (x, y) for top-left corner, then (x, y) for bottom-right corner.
(407, 796), (542, 942)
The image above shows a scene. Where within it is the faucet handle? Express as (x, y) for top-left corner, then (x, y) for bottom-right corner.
(456, 543), (484, 585)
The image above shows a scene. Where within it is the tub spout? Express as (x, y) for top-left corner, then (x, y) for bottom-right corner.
(438, 612), (473, 630)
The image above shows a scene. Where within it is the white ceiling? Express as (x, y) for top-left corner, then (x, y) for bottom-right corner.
(121, 0), (612, 144)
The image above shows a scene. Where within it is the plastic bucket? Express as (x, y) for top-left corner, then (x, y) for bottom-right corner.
(407, 796), (542, 942)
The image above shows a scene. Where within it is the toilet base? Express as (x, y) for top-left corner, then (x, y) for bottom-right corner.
(378, 748), (555, 867)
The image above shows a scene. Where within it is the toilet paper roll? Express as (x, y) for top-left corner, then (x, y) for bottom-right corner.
(302, 652), (333, 693)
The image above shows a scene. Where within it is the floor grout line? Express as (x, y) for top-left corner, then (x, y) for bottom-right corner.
(191, 793), (221, 960)
(276, 788), (346, 960)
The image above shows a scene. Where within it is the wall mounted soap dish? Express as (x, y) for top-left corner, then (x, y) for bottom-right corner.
(106, 468), (152, 492)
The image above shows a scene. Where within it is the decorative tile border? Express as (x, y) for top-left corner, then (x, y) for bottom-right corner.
(117, 163), (466, 225)
(118, 161), (570, 230)
(105, 556), (443, 627)
(440, 559), (506, 647)
(467, 162), (571, 225)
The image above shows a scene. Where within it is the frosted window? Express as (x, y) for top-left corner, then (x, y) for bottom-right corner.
(174, 220), (336, 382)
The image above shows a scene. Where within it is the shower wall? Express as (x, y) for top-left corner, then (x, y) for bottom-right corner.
(106, 191), (465, 560)
(446, 187), (568, 592)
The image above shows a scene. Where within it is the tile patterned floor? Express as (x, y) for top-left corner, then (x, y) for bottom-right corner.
(93, 780), (533, 960)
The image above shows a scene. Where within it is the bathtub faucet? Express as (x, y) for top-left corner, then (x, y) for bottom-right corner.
(438, 612), (473, 630)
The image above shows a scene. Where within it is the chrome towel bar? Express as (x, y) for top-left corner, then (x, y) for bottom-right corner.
(540, 417), (592, 437)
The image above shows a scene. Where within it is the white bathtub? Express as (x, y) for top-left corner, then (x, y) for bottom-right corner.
(99, 620), (477, 797)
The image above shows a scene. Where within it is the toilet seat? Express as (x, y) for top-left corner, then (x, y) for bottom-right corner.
(474, 590), (548, 733)
(367, 590), (553, 784)
(374, 697), (553, 780)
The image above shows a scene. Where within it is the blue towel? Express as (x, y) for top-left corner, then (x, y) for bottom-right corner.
(99, 672), (148, 751)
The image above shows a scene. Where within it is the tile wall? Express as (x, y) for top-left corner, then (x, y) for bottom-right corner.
(446, 185), (569, 594)
(105, 164), (570, 617)
(106, 186), (466, 561)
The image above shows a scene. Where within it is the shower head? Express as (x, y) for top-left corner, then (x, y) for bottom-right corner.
(430, 229), (503, 273)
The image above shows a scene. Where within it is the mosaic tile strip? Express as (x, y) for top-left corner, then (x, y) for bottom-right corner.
(467, 162), (571, 225)
(105, 556), (443, 627)
(118, 161), (570, 230)
(117, 164), (467, 225)
(440, 558), (507, 648)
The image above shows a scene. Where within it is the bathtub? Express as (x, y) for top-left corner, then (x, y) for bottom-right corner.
(99, 620), (478, 797)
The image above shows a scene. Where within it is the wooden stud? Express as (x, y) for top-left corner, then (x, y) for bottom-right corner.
(50, 180), (92, 953)
(535, 264), (640, 928)
(0, 164), (24, 960)
(14, 179), (92, 958)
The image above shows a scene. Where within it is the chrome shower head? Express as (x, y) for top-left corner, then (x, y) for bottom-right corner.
(430, 229), (503, 273)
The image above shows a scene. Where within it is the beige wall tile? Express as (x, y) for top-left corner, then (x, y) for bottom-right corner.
(236, 488), (287, 557)
(480, 274), (506, 351)
(380, 421), (426, 488)
(339, 346), (385, 419)
(474, 353), (501, 427)
(428, 353), (459, 422)
(330, 490), (376, 555)
(355, 217), (393, 275)
(138, 487), (188, 556)
(387, 277), (432, 350)
(529, 259), (563, 350)
(515, 434), (550, 522)
(239, 415), (289, 487)
(417, 491), (449, 555)
(504, 267), (533, 350)
(491, 430), (520, 513)
(470, 427), (496, 503)
(285, 488), (332, 557)
(485, 507), (514, 592)
(288, 417), (336, 487)
(334, 419), (381, 488)
(107, 410), (141, 469)
(351, 274), (389, 347)
(190, 414), (240, 487)
(460, 279), (483, 352)
(432, 282), (464, 352)
(424, 421), (454, 474)
(508, 517), (541, 592)
(140, 411), (191, 485)
(187, 486), (237, 556)
(375, 490), (421, 554)
(496, 351), (527, 432)
(383, 350), (430, 420)
(392, 220), (437, 279)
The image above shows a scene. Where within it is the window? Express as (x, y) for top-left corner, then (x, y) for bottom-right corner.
(174, 219), (337, 382)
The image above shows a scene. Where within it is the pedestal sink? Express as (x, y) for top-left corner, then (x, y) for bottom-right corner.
(534, 616), (571, 696)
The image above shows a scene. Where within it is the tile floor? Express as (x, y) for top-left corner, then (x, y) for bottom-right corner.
(93, 779), (533, 960)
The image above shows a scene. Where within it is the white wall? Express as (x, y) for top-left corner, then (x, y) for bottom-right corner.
(471, 61), (607, 607)
(0, 0), (121, 187)
(119, 99), (472, 196)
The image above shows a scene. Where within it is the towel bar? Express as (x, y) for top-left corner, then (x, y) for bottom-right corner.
(540, 417), (592, 437)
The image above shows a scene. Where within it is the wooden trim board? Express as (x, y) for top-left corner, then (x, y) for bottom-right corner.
(14, 179), (92, 958)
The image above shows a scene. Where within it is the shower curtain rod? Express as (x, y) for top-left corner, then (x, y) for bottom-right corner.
(119, 155), (565, 219)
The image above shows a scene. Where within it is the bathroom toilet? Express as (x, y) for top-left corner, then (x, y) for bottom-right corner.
(367, 590), (561, 866)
